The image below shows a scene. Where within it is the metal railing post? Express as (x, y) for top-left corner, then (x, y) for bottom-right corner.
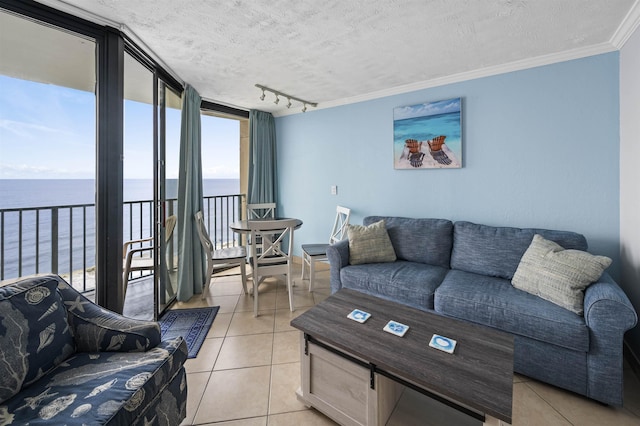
(51, 208), (58, 275)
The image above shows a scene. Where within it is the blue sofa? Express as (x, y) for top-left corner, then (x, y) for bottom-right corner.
(327, 216), (638, 406)
(0, 274), (187, 425)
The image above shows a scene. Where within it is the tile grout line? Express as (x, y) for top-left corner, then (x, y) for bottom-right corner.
(522, 381), (575, 425)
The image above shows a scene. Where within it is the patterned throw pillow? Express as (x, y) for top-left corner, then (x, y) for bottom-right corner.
(348, 220), (397, 265)
(512, 234), (612, 315)
(0, 279), (75, 403)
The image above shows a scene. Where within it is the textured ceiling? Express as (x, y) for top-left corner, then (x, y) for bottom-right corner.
(40, 0), (638, 115)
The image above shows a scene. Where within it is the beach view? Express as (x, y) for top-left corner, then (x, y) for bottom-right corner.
(0, 74), (242, 287)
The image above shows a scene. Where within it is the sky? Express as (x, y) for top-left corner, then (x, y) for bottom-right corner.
(393, 97), (461, 121)
(0, 75), (240, 180)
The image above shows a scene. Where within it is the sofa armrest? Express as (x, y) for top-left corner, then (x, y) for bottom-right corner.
(584, 273), (637, 330)
(327, 239), (350, 294)
(583, 272), (637, 406)
(55, 276), (161, 353)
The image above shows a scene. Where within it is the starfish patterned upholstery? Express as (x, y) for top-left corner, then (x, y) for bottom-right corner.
(0, 274), (187, 425)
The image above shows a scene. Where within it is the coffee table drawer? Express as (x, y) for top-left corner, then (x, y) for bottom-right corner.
(297, 334), (403, 426)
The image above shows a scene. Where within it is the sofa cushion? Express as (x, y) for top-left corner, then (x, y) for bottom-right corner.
(512, 234), (611, 315)
(0, 278), (75, 403)
(1, 337), (187, 425)
(434, 270), (589, 352)
(341, 261), (448, 310)
(450, 221), (588, 280)
(364, 216), (453, 267)
(347, 220), (397, 265)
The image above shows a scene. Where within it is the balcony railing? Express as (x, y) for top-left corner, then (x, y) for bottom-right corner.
(0, 194), (245, 292)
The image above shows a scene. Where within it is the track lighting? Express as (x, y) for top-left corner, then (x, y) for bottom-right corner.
(255, 84), (317, 113)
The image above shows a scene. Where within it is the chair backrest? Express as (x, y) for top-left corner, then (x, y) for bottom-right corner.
(247, 203), (276, 220)
(249, 219), (297, 267)
(329, 206), (351, 244)
(194, 211), (214, 258)
(165, 215), (177, 243)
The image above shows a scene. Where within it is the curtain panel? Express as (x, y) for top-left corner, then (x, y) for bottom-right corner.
(248, 110), (278, 205)
(176, 84), (206, 301)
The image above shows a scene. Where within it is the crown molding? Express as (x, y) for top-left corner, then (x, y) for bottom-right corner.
(610, 0), (640, 48)
(276, 42), (617, 117)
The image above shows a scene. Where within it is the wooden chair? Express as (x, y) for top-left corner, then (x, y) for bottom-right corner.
(195, 211), (248, 299)
(246, 202), (276, 257)
(249, 218), (298, 317)
(301, 206), (351, 291)
(122, 215), (177, 299)
(246, 202), (276, 219)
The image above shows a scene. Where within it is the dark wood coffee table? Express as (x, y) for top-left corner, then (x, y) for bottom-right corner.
(291, 289), (513, 426)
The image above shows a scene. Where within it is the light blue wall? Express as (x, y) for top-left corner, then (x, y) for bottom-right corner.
(275, 53), (621, 277)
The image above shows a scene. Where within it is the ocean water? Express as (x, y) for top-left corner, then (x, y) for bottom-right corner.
(0, 179), (240, 279)
(0, 179), (239, 209)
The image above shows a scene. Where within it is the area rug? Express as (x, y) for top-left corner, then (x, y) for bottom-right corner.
(159, 307), (219, 358)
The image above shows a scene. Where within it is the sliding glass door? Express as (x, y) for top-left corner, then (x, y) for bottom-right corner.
(159, 84), (182, 313)
(123, 51), (155, 318)
(123, 49), (182, 320)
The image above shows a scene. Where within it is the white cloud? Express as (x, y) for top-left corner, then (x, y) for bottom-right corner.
(394, 98), (461, 120)
(0, 119), (69, 139)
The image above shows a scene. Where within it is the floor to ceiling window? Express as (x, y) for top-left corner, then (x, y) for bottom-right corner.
(0, 1), (248, 316)
(0, 8), (97, 290)
(199, 111), (243, 248)
(0, 0), (185, 315)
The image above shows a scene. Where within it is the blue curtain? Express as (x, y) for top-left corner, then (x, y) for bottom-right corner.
(176, 85), (205, 301)
(248, 110), (278, 204)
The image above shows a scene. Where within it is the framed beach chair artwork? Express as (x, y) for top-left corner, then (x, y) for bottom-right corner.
(393, 97), (462, 169)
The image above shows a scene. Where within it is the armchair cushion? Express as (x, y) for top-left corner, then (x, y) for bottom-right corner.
(57, 279), (160, 353)
(347, 220), (397, 265)
(1, 337), (188, 425)
(512, 234), (611, 315)
(0, 278), (75, 402)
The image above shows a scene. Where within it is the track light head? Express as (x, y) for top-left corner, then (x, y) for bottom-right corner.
(256, 84), (315, 112)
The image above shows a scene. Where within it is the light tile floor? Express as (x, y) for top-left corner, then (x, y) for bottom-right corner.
(175, 263), (640, 426)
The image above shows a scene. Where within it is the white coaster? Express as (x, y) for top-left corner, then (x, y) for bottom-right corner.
(429, 334), (457, 354)
(347, 309), (371, 323)
(383, 320), (409, 337)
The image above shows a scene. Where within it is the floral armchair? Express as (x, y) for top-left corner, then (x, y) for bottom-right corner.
(0, 274), (187, 425)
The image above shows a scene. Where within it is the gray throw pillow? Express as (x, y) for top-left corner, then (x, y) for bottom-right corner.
(348, 220), (397, 265)
(512, 234), (611, 315)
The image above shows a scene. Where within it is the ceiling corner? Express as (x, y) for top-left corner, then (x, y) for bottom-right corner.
(610, 0), (640, 48)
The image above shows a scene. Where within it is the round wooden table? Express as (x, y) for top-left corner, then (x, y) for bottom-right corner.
(229, 218), (303, 233)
